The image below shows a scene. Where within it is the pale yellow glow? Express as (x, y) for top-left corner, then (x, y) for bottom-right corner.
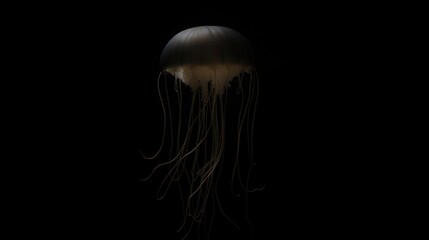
(165, 64), (252, 98)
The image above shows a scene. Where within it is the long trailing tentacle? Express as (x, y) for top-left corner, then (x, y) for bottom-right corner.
(141, 72), (167, 160)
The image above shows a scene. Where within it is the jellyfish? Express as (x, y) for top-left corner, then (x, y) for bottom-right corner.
(143, 26), (262, 238)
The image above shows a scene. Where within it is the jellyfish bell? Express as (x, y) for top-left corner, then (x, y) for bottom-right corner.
(144, 25), (262, 238)
(160, 26), (255, 98)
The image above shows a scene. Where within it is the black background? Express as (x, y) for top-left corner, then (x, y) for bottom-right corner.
(14, 3), (389, 239)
